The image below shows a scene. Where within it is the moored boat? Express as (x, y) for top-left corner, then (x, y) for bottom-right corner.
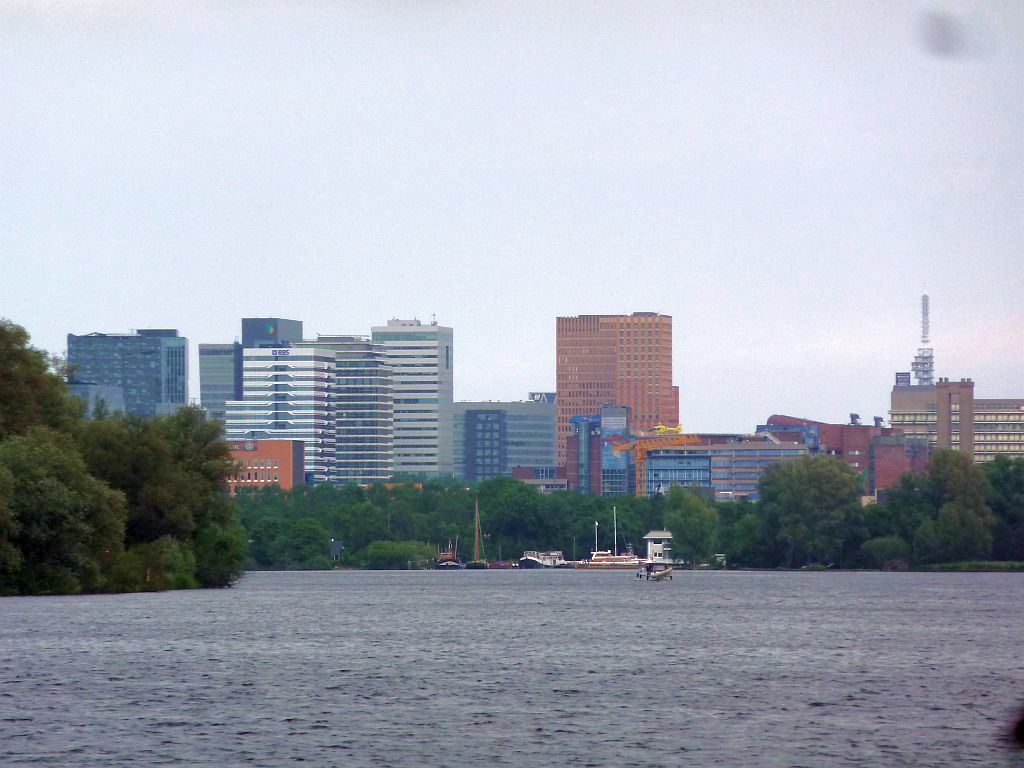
(435, 538), (462, 569)
(578, 508), (642, 568)
(518, 550), (571, 569)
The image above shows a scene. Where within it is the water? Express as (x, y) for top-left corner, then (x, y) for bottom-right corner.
(2, 570), (1023, 767)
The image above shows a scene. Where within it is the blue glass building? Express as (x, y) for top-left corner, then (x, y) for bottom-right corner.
(67, 329), (187, 418)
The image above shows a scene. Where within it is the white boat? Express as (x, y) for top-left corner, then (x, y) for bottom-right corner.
(518, 550), (571, 569)
(580, 508), (643, 568)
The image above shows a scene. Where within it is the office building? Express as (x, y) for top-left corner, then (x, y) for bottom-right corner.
(224, 346), (337, 483)
(242, 318), (304, 349)
(555, 312), (679, 466)
(760, 414), (929, 495)
(890, 377), (1024, 463)
(566, 415), (603, 494)
(198, 342), (243, 422)
(371, 319), (454, 478)
(67, 382), (125, 417)
(198, 318), (302, 422)
(454, 398), (556, 482)
(643, 435), (807, 500)
(67, 329), (187, 418)
(225, 438), (305, 495)
(296, 336), (394, 485)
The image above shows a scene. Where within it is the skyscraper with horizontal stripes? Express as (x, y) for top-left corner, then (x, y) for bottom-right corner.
(224, 346), (336, 484)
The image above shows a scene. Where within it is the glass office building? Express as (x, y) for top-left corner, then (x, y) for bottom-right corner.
(67, 329), (187, 417)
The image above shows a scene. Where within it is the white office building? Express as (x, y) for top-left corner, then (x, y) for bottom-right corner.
(224, 347), (337, 484)
(296, 336), (394, 485)
(371, 318), (454, 478)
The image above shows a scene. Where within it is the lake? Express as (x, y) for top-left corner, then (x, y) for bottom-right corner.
(2, 570), (1023, 767)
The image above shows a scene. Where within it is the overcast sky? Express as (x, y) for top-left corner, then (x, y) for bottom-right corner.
(2, 1), (1022, 433)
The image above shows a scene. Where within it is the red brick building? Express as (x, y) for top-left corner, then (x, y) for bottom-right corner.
(226, 438), (305, 495)
(763, 414), (928, 496)
(556, 312), (679, 466)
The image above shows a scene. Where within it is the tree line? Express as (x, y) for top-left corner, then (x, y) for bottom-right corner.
(235, 451), (1024, 571)
(0, 320), (247, 594)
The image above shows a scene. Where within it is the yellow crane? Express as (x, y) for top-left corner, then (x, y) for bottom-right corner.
(612, 431), (701, 497)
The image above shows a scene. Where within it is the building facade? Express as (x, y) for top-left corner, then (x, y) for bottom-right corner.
(555, 312), (678, 466)
(225, 438), (305, 495)
(890, 377), (1024, 463)
(371, 319), (454, 478)
(644, 435), (808, 500)
(760, 413), (928, 494)
(297, 336), (394, 485)
(67, 329), (187, 417)
(454, 399), (557, 482)
(224, 346), (337, 483)
(198, 342), (243, 422)
(241, 318), (304, 349)
(566, 415), (603, 494)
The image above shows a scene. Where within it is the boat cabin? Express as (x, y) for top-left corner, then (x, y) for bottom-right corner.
(643, 530), (673, 564)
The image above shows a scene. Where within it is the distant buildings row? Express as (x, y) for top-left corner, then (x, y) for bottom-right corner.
(64, 301), (1024, 501)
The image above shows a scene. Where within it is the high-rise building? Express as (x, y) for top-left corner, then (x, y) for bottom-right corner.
(67, 329), (187, 417)
(224, 346), (337, 483)
(198, 342), (243, 421)
(198, 318), (303, 422)
(890, 377), (1024, 463)
(242, 318), (304, 349)
(555, 312), (678, 466)
(454, 398), (556, 482)
(371, 319), (453, 478)
(296, 336), (394, 485)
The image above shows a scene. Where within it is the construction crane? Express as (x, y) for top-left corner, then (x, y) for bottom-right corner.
(612, 431), (701, 497)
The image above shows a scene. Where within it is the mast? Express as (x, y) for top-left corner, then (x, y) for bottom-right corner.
(594, 520), (599, 553)
(473, 497), (480, 562)
(613, 506), (618, 557)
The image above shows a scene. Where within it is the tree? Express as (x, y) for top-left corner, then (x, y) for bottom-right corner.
(905, 450), (994, 565)
(983, 457), (1024, 561)
(0, 428), (127, 594)
(663, 486), (717, 564)
(758, 455), (863, 568)
(0, 320), (77, 440)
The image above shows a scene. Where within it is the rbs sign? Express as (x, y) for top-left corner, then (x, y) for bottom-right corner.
(271, 348), (290, 357)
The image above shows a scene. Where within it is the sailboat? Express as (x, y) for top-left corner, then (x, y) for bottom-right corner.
(465, 497), (489, 569)
(582, 507), (642, 568)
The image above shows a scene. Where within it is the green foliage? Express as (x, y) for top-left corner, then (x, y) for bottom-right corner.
(0, 320), (78, 440)
(663, 486), (717, 562)
(0, 321), (246, 594)
(358, 540), (437, 569)
(0, 427), (127, 594)
(758, 455), (864, 568)
(193, 522), (248, 587)
(983, 457), (1024, 561)
(107, 536), (199, 592)
(860, 535), (911, 569)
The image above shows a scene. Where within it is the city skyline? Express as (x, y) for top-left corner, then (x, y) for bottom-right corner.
(3, 3), (1022, 433)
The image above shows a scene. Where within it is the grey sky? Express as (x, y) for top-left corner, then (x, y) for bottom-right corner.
(2, 1), (1022, 433)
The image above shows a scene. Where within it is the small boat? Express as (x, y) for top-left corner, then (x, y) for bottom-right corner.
(518, 550), (571, 569)
(436, 538), (463, 569)
(638, 563), (673, 581)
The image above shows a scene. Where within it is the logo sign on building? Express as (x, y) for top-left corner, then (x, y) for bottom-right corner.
(895, 372), (912, 387)
(271, 348), (290, 357)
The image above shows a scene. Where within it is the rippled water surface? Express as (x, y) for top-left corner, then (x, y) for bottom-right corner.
(2, 570), (1023, 767)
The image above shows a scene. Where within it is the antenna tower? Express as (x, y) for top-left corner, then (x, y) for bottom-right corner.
(911, 291), (934, 386)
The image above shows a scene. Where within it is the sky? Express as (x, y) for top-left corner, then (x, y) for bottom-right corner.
(2, 1), (1022, 433)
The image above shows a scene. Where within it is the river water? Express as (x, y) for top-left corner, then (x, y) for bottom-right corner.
(2, 570), (1023, 767)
